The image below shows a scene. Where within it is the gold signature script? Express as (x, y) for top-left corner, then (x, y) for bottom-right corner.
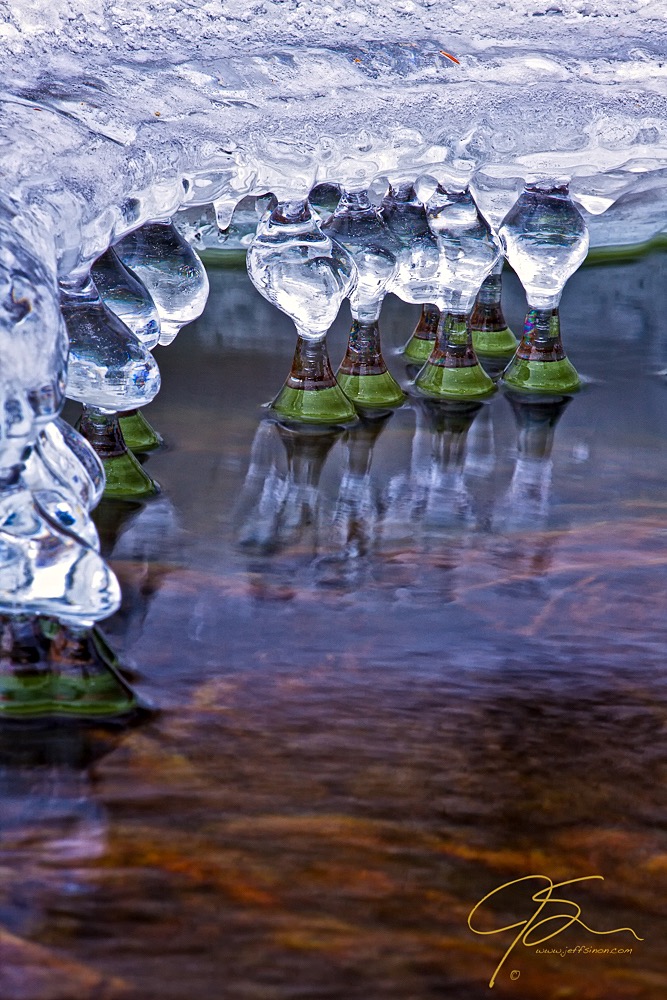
(467, 875), (643, 988)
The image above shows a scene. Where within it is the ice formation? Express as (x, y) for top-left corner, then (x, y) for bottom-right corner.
(3, 0), (667, 285)
(0, 0), (665, 626)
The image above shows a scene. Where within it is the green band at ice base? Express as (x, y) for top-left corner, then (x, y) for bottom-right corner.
(472, 326), (519, 357)
(118, 408), (164, 453)
(403, 334), (437, 362)
(102, 450), (160, 498)
(271, 384), (357, 425)
(336, 370), (406, 409)
(415, 361), (496, 400)
(78, 406), (160, 498)
(402, 304), (439, 362)
(0, 667), (139, 718)
(501, 355), (581, 394)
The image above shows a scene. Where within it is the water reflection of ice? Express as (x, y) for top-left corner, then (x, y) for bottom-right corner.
(0, 766), (107, 865)
(90, 248), (667, 700)
(93, 495), (184, 662)
(0, 722), (141, 942)
(231, 392), (565, 607)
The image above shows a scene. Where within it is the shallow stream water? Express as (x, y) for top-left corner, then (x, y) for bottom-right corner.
(1, 248), (667, 999)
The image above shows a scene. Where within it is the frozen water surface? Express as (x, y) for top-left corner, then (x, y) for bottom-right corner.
(1, 1), (666, 294)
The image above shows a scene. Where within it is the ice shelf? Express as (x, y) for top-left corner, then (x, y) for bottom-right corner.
(1, 0), (666, 330)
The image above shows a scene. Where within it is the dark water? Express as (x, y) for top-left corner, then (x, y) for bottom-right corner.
(2, 251), (667, 999)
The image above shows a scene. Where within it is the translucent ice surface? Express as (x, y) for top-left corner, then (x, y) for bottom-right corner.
(61, 279), (161, 411)
(32, 419), (105, 511)
(247, 200), (356, 340)
(500, 182), (589, 308)
(322, 191), (399, 323)
(115, 222), (209, 346)
(91, 248), (161, 349)
(0, 0), (665, 430)
(0, 485), (120, 621)
(425, 186), (502, 312)
(1, 2), (666, 260)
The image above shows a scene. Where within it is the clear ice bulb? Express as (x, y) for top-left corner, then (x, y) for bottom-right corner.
(23, 419), (107, 551)
(322, 190), (399, 322)
(91, 247), (161, 349)
(425, 185), (502, 312)
(115, 220), (210, 346)
(380, 183), (440, 306)
(0, 484), (120, 622)
(413, 186), (501, 401)
(321, 190), (405, 409)
(61, 278), (161, 412)
(247, 200), (357, 424)
(47, 418), (106, 508)
(24, 418), (105, 515)
(499, 182), (589, 309)
(247, 199), (356, 340)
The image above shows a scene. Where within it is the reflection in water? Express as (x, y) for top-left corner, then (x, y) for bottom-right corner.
(497, 393), (571, 531)
(236, 420), (346, 598)
(319, 413), (391, 587)
(236, 415), (395, 592)
(382, 399), (488, 556)
(0, 608), (151, 989)
(232, 393), (574, 612)
(416, 399), (483, 536)
(3, 254), (666, 1000)
(93, 495), (182, 658)
(464, 402), (497, 481)
(491, 394), (571, 590)
(271, 423), (342, 560)
(236, 420), (342, 560)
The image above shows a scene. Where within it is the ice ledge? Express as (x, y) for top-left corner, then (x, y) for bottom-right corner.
(0, 2), (666, 319)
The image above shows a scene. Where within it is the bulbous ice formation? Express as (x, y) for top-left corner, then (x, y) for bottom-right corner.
(248, 199), (356, 340)
(247, 199), (357, 424)
(323, 190), (399, 322)
(92, 247), (161, 349)
(60, 268), (163, 498)
(0, 485), (120, 622)
(61, 277), (161, 412)
(322, 190), (405, 409)
(0, 226), (68, 478)
(47, 417), (106, 509)
(25, 419), (105, 511)
(91, 245), (166, 464)
(23, 419), (106, 549)
(415, 185), (502, 400)
(115, 221), (209, 346)
(499, 182), (589, 310)
(425, 185), (503, 313)
(381, 183), (440, 308)
(0, 217), (120, 626)
(499, 182), (589, 393)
